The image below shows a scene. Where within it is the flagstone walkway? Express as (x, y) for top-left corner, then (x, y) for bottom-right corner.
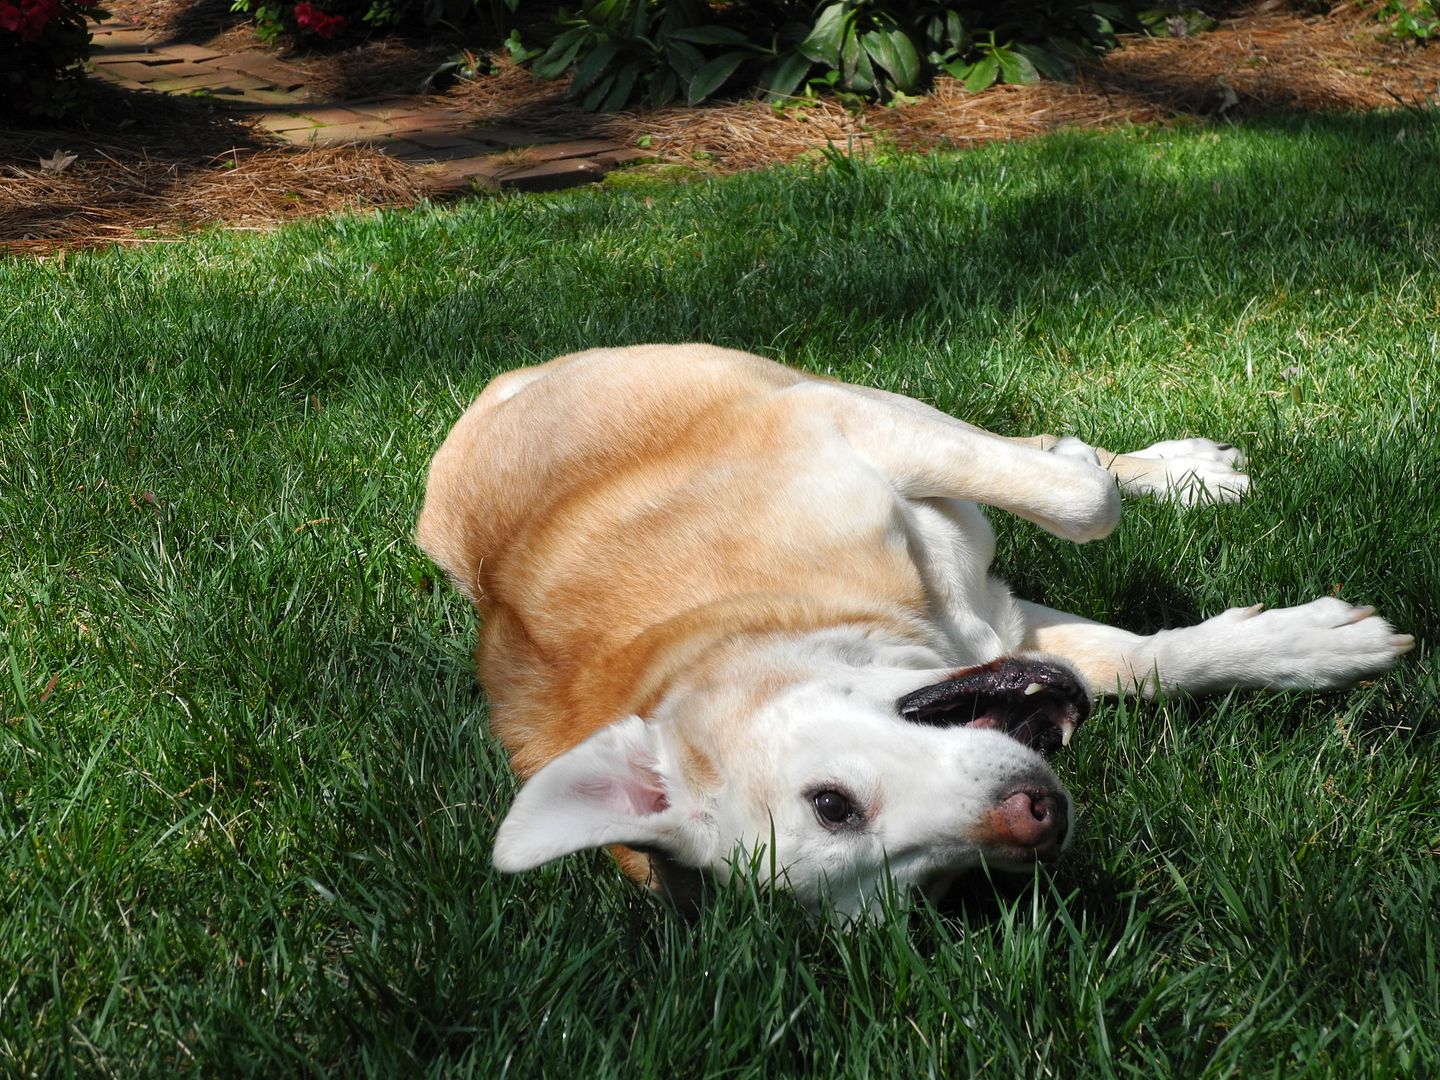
(87, 20), (648, 193)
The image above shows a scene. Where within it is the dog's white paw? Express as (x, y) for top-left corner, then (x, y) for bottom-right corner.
(1124, 438), (1249, 506)
(1050, 436), (1103, 467)
(1128, 438), (1247, 468)
(1203, 598), (1414, 690)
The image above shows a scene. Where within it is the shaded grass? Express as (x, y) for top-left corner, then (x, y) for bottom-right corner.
(2, 110), (1438, 1076)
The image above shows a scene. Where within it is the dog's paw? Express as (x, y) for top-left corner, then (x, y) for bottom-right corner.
(1128, 438), (1247, 468)
(1123, 438), (1249, 507)
(1208, 598), (1414, 690)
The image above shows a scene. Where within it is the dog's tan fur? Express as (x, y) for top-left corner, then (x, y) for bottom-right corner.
(418, 344), (1410, 908)
(419, 346), (938, 883)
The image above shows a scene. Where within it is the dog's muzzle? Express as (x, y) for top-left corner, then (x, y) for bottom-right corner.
(895, 656), (1091, 760)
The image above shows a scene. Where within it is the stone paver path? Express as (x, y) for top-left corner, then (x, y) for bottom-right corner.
(88, 21), (648, 192)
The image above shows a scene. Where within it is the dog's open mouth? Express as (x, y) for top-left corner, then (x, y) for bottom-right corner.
(895, 657), (1090, 759)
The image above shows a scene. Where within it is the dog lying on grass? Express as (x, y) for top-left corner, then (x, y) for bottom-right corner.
(416, 344), (1411, 919)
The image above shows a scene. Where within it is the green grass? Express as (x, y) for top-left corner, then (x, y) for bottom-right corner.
(3, 111), (1439, 1077)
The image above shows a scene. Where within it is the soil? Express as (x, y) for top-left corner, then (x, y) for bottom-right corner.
(4, 1), (1438, 255)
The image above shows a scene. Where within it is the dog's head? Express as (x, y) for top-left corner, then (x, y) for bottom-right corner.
(491, 655), (1089, 920)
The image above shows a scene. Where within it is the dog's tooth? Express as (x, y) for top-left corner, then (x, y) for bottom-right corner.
(1060, 721), (1074, 747)
(1023, 682), (1044, 696)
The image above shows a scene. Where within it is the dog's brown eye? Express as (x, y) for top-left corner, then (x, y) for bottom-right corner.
(812, 789), (858, 827)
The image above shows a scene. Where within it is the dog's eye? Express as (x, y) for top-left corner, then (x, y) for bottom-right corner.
(812, 789), (860, 828)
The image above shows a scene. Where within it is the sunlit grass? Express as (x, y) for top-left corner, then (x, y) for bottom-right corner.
(3, 111), (1437, 1076)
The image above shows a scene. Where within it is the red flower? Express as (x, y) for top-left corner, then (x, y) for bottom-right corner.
(8, 0), (60, 40)
(0, 0), (60, 39)
(292, 0), (344, 41)
(0, 0), (25, 34)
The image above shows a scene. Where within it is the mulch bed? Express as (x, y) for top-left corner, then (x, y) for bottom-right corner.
(2, 80), (429, 256)
(5, 1), (1438, 255)
(454, 3), (1437, 168)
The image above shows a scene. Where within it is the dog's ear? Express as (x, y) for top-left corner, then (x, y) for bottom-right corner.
(492, 715), (691, 873)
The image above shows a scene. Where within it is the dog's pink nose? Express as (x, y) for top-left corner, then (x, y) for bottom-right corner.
(990, 788), (1068, 858)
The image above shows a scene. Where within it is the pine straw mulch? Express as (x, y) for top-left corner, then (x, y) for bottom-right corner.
(1, 81), (430, 257)
(4, 1), (1439, 256)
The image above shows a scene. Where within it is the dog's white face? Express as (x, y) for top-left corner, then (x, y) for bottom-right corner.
(493, 655), (1088, 920)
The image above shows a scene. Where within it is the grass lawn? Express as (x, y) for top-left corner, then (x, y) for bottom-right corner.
(3, 111), (1439, 1077)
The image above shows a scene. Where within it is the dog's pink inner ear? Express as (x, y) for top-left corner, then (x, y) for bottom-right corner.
(571, 764), (669, 816)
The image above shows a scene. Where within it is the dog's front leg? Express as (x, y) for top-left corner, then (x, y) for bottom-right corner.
(1017, 599), (1413, 698)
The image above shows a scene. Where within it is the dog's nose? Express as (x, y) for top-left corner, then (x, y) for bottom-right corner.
(991, 788), (1068, 858)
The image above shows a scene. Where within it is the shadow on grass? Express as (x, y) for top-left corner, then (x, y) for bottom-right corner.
(763, 110), (1438, 340)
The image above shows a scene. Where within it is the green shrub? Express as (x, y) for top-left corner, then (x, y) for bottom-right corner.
(1381, 0), (1440, 41)
(524, 1), (1211, 109)
(0, 0), (110, 118)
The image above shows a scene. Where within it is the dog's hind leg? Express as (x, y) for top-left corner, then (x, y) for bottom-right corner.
(1016, 598), (1414, 698)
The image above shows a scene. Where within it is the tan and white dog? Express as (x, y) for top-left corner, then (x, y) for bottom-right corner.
(416, 344), (1411, 918)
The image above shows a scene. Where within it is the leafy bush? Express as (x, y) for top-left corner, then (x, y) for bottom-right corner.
(225, 0), (1208, 107)
(1381, 0), (1440, 41)
(228, 0), (517, 46)
(0, 0), (109, 118)
(523, 1), (1208, 110)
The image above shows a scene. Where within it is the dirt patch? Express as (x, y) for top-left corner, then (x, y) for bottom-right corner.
(4, 1), (1438, 255)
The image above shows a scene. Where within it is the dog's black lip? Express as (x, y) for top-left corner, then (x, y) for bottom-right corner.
(895, 657), (1091, 758)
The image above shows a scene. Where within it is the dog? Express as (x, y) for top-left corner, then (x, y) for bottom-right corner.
(416, 344), (1412, 919)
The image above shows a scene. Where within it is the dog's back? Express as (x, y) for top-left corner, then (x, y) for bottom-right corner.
(417, 344), (800, 603)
